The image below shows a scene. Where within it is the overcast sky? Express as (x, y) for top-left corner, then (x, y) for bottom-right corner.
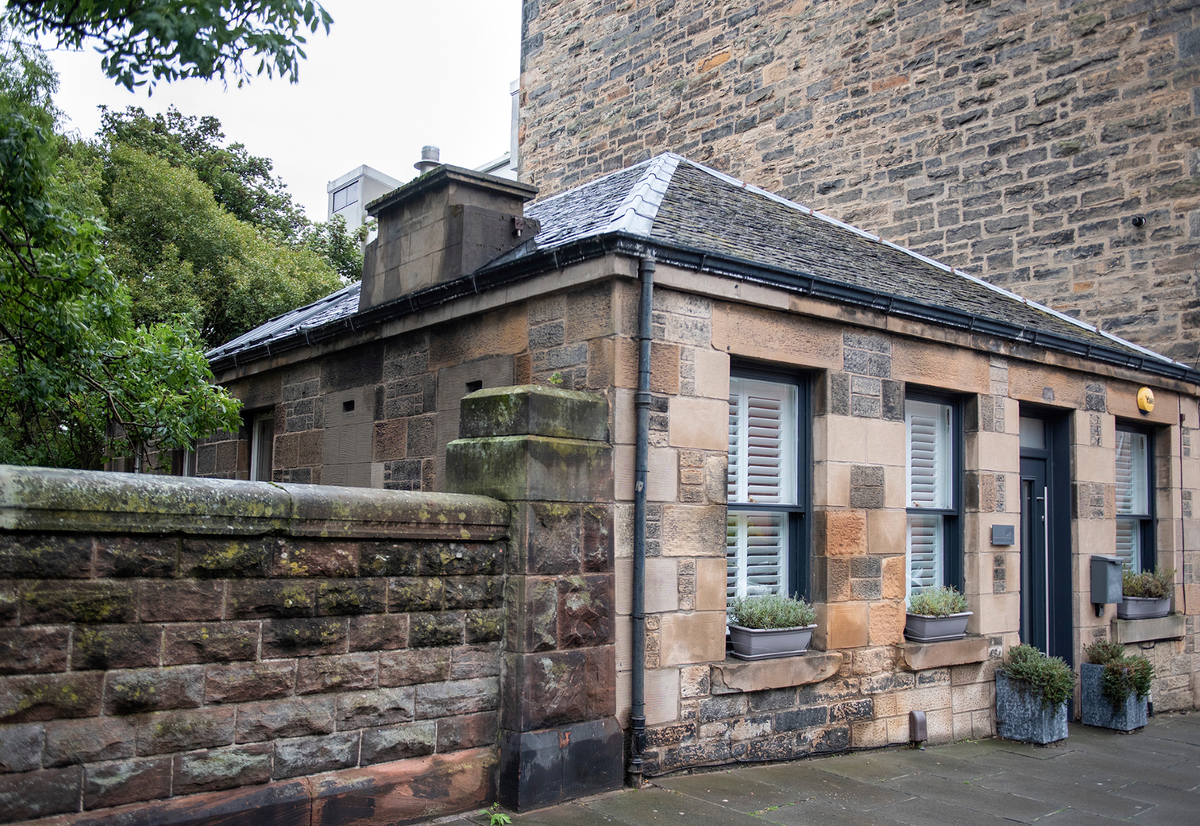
(44, 0), (521, 221)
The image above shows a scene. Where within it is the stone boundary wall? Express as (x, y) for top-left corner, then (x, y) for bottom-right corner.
(0, 467), (509, 825)
(519, 0), (1200, 363)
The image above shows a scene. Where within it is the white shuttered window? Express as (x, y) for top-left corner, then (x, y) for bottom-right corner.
(906, 398), (955, 600)
(1115, 428), (1150, 571)
(727, 377), (798, 599)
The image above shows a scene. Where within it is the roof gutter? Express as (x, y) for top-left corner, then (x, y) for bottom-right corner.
(208, 233), (1200, 387)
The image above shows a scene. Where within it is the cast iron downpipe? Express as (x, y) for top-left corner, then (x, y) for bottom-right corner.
(629, 256), (654, 787)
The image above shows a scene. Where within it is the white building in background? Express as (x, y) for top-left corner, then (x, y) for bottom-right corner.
(326, 165), (403, 244)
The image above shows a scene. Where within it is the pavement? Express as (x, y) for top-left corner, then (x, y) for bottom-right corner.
(437, 713), (1200, 826)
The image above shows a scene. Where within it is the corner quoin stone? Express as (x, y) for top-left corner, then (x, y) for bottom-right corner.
(458, 385), (608, 441)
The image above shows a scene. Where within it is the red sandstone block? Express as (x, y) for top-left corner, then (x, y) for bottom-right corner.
(0, 584), (15, 627)
(316, 580), (388, 617)
(450, 644), (501, 680)
(235, 697), (335, 744)
(44, 717), (136, 767)
(139, 580), (224, 623)
(72, 624), (163, 671)
(0, 672), (103, 724)
(414, 678), (498, 720)
(228, 580), (316, 619)
(335, 687), (416, 730)
(103, 666), (205, 716)
(21, 581), (137, 625)
(83, 755), (172, 809)
(0, 723), (43, 773)
(271, 732), (360, 780)
(204, 661), (297, 705)
(361, 721), (436, 765)
(181, 538), (272, 578)
(435, 712), (497, 753)
(173, 744), (272, 795)
(0, 533), (92, 580)
(136, 707), (236, 756)
(95, 536), (180, 578)
(348, 613), (408, 652)
(0, 765), (81, 821)
(272, 540), (359, 578)
(296, 653), (378, 695)
(377, 648), (451, 690)
(162, 622), (260, 665)
(261, 618), (349, 659)
(0, 627), (71, 674)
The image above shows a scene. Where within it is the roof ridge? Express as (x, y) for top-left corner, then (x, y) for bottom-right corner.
(601, 153), (682, 236)
(676, 157), (1184, 369)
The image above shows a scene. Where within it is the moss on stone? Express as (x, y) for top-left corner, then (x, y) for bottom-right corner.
(195, 541), (268, 577)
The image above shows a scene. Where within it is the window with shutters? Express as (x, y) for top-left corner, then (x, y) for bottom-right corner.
(726, 369), (808, 601)
(905, 394), (961, 602)
(1115, 425), (1153, 572)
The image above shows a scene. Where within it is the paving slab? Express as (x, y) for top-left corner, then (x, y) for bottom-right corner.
(1108, 781), (1200, 808)
(653, 771), (804, 813)
(752, 797), (907, 826)
(738, 762), (914, 810)
(971, 770), (1148, 819)
(801, 749), (925, 783)
(1047, 749), (1200, 790)
(875, 795), (1027, 826)
(584, 787), (768, 826)
(880, 772), (1058, 823)
(1031, 807), (1129, 826)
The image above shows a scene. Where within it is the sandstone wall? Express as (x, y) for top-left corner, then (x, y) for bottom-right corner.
(519, 0), (1200, 362)
(0, 468), (508, 825)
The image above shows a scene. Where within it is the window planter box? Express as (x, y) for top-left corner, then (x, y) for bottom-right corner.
(995, 671), (1068, 745)
(728, 624), (815, 660)
(1116, 596), (1170, 620)
(904, 611), (972, 642)
(1080, 663), (1148, 732)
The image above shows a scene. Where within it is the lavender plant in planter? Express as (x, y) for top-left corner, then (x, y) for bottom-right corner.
(995, 644), (1073, 745)
(1081, 640), (1151, 731)
(727, 592), (816, 660)
(1117, 567), (1173, 620)
(905, 585), (972, 642)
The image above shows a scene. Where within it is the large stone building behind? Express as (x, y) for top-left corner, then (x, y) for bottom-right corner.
(518, 0), (1200, 363)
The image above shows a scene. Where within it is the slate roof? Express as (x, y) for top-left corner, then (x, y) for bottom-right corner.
(209, 153), (1193, 381)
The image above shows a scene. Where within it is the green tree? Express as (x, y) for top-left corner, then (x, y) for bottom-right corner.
(101, 143), (343, 347)
(0, 31), (242, 469)
(98, 105), (307, 241)
(3, 0), (331, 90)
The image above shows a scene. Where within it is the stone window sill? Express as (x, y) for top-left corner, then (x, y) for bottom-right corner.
(899, 635), (990, 671)
(710, 651), (842, 694)
(1112, 613), (1185, 644)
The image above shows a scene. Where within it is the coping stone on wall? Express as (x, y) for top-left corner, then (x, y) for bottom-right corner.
(0, 465), (508, 539)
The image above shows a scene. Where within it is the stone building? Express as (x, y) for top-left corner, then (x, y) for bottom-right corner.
(196, 154), (1200, 782)
(517, 0), (1200, 364)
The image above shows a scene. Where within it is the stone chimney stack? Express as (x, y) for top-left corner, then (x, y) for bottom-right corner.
(358, 163), (539, 313)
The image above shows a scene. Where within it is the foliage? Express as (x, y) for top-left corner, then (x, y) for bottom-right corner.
(3, 0), (332, 90)
(478, 804), (511, 826)
(101, 144), (341, 346)
(727, 592), (816, 630)
(1122, 567), (1173, 600)
(302, 214), (366, 282)
(0, 26), (241, 468)
(907, 585), (969, 617)
(1085, 640), (1153, 713)
(1003, 644), (1074, 710)
(98, 105), (307, 241)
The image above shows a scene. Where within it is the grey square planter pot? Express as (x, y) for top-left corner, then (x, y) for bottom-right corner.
(904, 611), (972, 642)
(1080, 663), (1148, 731)
(1116, 596), (1170, 620)
(995, 671), (1069, 744)
(728, 624), (815, 660)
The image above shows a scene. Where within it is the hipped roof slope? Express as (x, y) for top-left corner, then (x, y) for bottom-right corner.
(209, 154), (1197, 384)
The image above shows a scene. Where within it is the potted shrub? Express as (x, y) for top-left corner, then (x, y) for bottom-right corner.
(1081, 640), (1152, 731)
(904, 585), (972, 642)
(995, 644), (1073, 744)
(727, 592), (817, 660)
(1118, 567), (1173, 619)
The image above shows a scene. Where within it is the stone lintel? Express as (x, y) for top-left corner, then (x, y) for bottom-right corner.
(900, 635), (990, 671)
(446, 437), (613, 503)
(710, 651), (843, 694)
(0, 465), (508, 540)
(459, 385), (608, 441)
(498, 718), (622, 811)
(1112, 613), (1186, 644)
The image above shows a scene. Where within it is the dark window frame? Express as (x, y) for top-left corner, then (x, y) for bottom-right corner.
(726, 362), (812, 601)
(1115, 421), (1156, 573)
(904, 388), (964, 595)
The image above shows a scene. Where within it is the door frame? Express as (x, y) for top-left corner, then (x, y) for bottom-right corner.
(1018, 408), (1073, 666)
